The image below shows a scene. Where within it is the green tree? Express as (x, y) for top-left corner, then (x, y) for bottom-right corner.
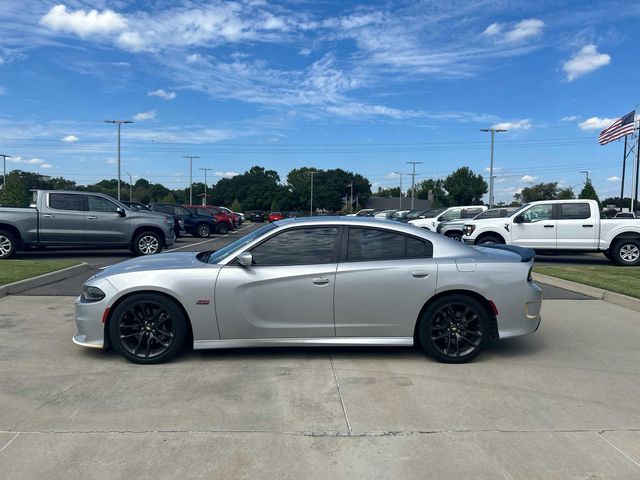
(159, 192), (177, 204)
(578, 179), (600, 207)
(270, 200), (280, 212)
(1, 172), (30, 207)
(414, 179), (449, 207)
(443, 167), (487, 205)
(515, 182), (560, 203)
(372, 186), (400, 197)
(557, 187), (576, 200)
(230, 199), (242, 212)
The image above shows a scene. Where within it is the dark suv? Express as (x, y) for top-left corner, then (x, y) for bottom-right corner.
(149, 204), (221, 237)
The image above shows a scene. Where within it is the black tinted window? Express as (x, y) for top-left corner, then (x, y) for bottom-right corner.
(87, 196), (118, 213)
(406, 237), (429, 258)
(347, 228), (431, 261)
(560, 203), (591, 220)
(49, 193), (85, 211)
(475, 210), (501, 219)
(461, 208), (484, 218)
(251, 227), (338, 266)
(174, 206), (191, 215)
(196, 208), (212, 216)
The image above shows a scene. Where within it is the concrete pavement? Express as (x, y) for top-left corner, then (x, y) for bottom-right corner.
(1, 295), (639, 479)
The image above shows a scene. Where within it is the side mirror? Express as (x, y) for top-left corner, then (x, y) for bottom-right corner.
(116, 207), (126, 217)
(514, 214), (524, 224)
(237, 251), (253, 267)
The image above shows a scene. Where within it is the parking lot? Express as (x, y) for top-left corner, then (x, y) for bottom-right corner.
(1, 224), (639, 479)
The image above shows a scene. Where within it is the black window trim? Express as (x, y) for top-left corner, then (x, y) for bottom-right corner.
(339, 225), (433, 263)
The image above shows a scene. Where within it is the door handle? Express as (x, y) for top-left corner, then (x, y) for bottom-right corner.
(411, 271), (430, 278)
(312, 277), (330, 285)
(544, 225), (554, 228)
(42, 214), (55, 218)
(86, 216), (97, 220)
(582, 225), (593, 228)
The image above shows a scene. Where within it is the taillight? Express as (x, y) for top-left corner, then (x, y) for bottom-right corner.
(527, 266), (533, 282)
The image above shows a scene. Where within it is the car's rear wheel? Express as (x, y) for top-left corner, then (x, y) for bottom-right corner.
(418, 295), (489, 363)
(196, 223), (211, 238)
(611, 239), (640, 266)
(445, 231), (463, 242)
(0, 230), (17, 259)
(132, 231), (162, 256)
(476, 234), (504, 245)
(216, 222), (229, 235)
(109, 293), (187, 364)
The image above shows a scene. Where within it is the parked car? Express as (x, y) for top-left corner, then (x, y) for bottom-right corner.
(0, 190), (175, 259)
(396, 208), (446, 223)
(251, 211), (265, 222)
(462, 199), (640, 266)
(409, 205), (488, 231)
(615, 212), (636, 218)
(216, 206), (241, 226)
(149, 204), (221, 237)
(122, 201), (186, 238)
(437, 207), (520, 241)
(346, 208), (375, 217)
(268, 211), (285, 222)
(374, 209), (398, 219)
(73, 217), (542, 365)
(183, 205), (236, 233)
(390, 210), (411, 221)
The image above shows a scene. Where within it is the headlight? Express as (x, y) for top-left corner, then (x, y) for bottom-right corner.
(82, 285), (105, 302)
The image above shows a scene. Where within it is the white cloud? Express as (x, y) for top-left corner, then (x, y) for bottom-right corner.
(61, 134), (79, 142)
(215, 171), (239, 178)
(563, 45), (610, 81)
(607, 176), (620, 182)
(504, 19), (544, 43)
(40, 5), (127, 37)
(492, 119), (532, 130)
(8, 156), (45, 165)
(578, 116), (615, 130)
(147, 88), (176, 100)
(561, 115), (577, 121)
(520, 175), (537, 183)
(40, 163), (53, 169)
(105, 158), (116, 165)
(299, 48), (312, 56)
(483, 23), (502, 36)
(133, 110), (156, 121)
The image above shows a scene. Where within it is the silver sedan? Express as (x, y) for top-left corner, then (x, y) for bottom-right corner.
(74, 217), (542, 364)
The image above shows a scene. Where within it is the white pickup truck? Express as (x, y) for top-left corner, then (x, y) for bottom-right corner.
(462, 200), (640, 266)
(409, 205), (487, 231)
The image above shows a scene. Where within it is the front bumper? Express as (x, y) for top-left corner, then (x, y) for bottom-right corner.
(73, 279), (118, 349)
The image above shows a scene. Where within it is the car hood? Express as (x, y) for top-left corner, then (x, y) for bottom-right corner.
(93, 252), (204, 279)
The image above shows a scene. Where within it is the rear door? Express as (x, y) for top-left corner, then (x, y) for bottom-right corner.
(555, 202), (597, 249)
(84, 195), (130, 245)
(510, 203), (556, 248)
(334, 227), (436, 337)
(39, 193), (86, 244)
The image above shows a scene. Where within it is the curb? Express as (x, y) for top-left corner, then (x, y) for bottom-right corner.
(0, 262), (91, 298)
(533, 272), (640, 312)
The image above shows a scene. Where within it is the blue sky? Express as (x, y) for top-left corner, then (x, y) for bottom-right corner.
(0, 0), (639, 203)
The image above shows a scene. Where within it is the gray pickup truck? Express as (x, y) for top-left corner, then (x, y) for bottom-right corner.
(0, 190), (175, 259)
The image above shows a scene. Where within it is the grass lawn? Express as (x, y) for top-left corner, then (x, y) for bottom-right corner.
(0, 260), (81, 286)
(534, 265), (640, 299)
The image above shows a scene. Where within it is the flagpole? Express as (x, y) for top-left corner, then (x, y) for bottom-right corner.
(620, 136), (627, 212)
(632, 109), (639, 213)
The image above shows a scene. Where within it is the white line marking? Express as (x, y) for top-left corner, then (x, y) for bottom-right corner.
(167, 225), (254, 252)
(596, 431), (640, 469)
(0, 432), (20, 452)
(330, 356), (352, 433)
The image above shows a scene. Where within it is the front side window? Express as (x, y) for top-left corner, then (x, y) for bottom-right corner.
(560, 203), (590, 220)
(49, 193), (86, 211)
(347, 228), (432, 261)
(251, 227), (338, 266)
(87, 196), (119, 213)
(521, 204), (552, 223)
(175, 206), (192, 216)
(440, 209), (462, 222)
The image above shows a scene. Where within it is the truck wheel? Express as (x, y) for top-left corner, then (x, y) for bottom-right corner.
(611, 239), (640, 266)
(445, 232), (463, 242)
(195, 223), (211, 238)
(477, 234), (504, 245)
(132, 231), (163, 256)
(0, 230), (17, 259)
(216, 222), (229, 235)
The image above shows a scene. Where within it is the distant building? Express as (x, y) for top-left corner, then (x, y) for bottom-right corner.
(363, 196), (432, 211)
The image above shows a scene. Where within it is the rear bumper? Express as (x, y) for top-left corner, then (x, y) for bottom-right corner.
(496, 281), (543, 339)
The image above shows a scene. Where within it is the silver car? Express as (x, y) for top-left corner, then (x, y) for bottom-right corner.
(74, 217), (542, 364)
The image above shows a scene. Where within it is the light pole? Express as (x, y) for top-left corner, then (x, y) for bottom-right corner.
(406, 162), (422, 209)
(199, 167), (214, 205)
(308, 171), (317, 216)
(480, 127), (507, 208)
(580, 170), (590, 184)
(126, 172), (133, 202)
(492, 175), (498, 206)
(394, 172), (403, 209)
(105, 120), (133, 201)
(346, 182), (354, 212)
(1, 154), (11, 199)
(183, 156), (200, 205)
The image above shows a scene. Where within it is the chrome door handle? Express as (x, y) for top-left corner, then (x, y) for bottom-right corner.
(544, 225), (554, 228)
(87, 216), (97, 220)
(42, 214), (55, 218)
(312, 277), (330, 285)
(411, 271), (430, 278)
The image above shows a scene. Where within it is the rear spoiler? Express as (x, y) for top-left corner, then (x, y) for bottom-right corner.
(479, 244), (535, 262)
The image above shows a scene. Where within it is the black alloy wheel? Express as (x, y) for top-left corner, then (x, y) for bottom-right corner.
(418, 295), (489, 363)
(197, 223), (211, 238)
(109, 293), (187, 364)
(446, 232), (463, 242)
(216, 222), (229, 235)
(477, 234), (503, 245)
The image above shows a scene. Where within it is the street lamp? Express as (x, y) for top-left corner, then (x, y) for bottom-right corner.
(394, 172), (403, 209)
(126, 172), (133, 202)
(183, 156), (200, 205)
(199, 167), (214, 206)
(1, 154), (11, 199)
(580, 171), (590, 184)
(480, 128), (507, 208)
(105, 120), (133, 201)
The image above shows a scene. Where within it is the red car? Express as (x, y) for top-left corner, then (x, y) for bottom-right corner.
(268, 211), (284, 222)
(184, 205), (235, 233)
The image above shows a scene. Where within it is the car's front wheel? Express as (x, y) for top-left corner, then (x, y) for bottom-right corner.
(611, 239), (640, 266)
(476, 234), (504, 245)
(132, 231), (163, 256)
(109, 293), (187, 364)
(417, 295), (489, 363)
(445, 231), (463, 242)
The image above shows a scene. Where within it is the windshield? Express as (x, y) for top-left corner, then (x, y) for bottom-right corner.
(204, 223), (277, 264)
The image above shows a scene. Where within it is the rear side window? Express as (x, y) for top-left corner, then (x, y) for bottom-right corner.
(461, 208), (484, 218)
(196, 208), (212, 216)
(251, 227), (338, 266)
(560, 203), (591, 220)
(347, 228), (432, 261)
(49, 193), (86, 211)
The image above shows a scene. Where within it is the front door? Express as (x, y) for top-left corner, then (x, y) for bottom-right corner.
(39, 192), (86, 244)
(215, 226), (339, 339)
(84, 195), (130, 245)
(334, 227), (437, 337)
(510, 203), (556, 248)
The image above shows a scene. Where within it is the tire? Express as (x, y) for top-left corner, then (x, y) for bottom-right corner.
(611, 239), (640, 266)
(445, 231), (463, 242)
(132, 231), (163, 256)
(108, 293), (187, 364)
(0, 229), (17, 259)
(216, 222), (229, 235)
(417, 294), (490, 364)
(476, 234), (504, 245)
(196, 223), (211, 238)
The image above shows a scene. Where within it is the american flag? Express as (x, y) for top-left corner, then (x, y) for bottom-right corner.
(599, 110), (637, 145)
